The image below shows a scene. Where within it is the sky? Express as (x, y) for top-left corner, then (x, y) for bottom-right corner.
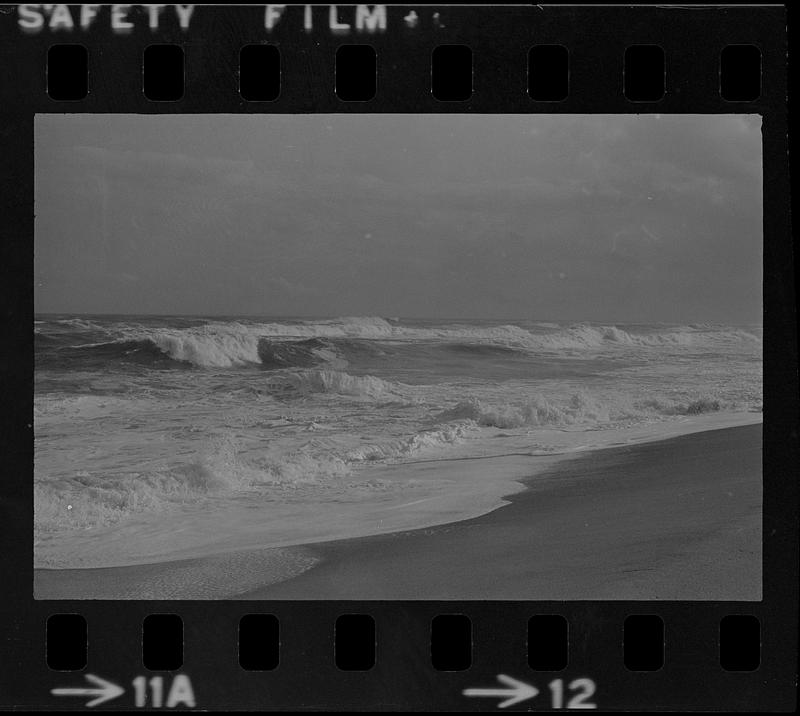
(35, 114), (762, 323)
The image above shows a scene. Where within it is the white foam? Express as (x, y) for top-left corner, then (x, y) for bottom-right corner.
(35, 439), (329, 532)
(90, 317), (762, 369)
(345, 423), (471, 461)
(149, 327), (262, 367)
(435, 390), (731, 430)
(34, 420), (471, 534)
(265, 369), (405, 400)
(437, 393), (610, 429)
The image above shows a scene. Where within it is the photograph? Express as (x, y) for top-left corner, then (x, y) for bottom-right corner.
(33, 113), (762, 600)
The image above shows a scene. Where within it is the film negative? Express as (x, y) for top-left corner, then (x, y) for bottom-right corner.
(0, 2), (796, 711)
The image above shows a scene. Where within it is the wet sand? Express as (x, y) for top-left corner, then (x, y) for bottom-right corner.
(35, 423), (761, 600)
(34, 546), (321, 600)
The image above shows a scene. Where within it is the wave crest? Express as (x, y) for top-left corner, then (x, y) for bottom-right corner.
(37, 316), (762, 372)
(345, 423), (470, 461)
(34, 421), (468, 533)
(265, 369), (405, 399)
(436, 391), (727, 429)
(149, 330), (260, 367)
(437, 393), (610, 429)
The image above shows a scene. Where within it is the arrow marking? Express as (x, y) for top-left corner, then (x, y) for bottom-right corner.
(463, 674), (539, 708)
(51, 674), (125, 708)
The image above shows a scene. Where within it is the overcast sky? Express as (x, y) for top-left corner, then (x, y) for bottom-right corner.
(35, 114), (762, 323)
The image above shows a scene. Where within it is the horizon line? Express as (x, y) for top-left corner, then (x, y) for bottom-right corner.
(33, 310), (764, 327)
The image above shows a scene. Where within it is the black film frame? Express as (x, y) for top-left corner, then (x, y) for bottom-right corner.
(0, 3), (795, 711)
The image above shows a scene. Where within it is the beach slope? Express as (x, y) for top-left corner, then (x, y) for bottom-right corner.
(239, 423), (762, 600)
(36, 423), (761, 600)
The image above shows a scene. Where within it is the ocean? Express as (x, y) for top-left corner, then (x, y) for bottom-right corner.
(34, 314), (762, 569)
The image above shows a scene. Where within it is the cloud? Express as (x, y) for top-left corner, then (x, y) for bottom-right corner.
(34, 114), (762, 322)
(67, 146), (256, 187)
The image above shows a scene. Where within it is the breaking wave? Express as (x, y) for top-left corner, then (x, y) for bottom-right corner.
(264, 369), (406, 399)
(246, 317), (761, 350)
(436, 391), (728, 430)
(344, 423), (469, 462)
(437, 393), (612, 429)
(39, 333), (348, 370)
(521, 324), (760, 350)
(257, 338), (344, 370)
(36, 316), (761, 371)
(34, 421), (470, 532)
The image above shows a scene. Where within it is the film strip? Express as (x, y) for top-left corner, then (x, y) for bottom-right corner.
(0, 3), (796, 712)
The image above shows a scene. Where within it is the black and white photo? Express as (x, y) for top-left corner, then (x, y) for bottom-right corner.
(33, 113), (762, 600)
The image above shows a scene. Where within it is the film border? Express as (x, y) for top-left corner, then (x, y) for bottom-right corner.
(0, 3), (795, 711)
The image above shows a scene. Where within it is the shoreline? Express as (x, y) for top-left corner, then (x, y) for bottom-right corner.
(35, 419), (762, 600)
(242, 423), (761, 600)
(35, 410), (760, 571)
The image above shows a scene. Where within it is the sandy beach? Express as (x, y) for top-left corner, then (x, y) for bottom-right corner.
(35, 422), (761, 600)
